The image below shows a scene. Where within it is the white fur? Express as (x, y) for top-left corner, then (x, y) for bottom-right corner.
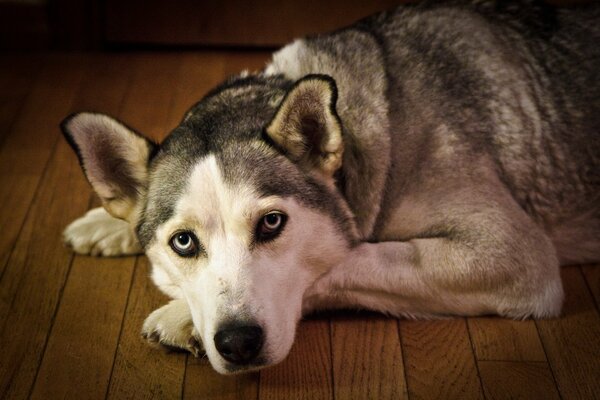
(264, 40), (305, 78)
(144, 155), (348, 373)
(63, 207), (142, 256)
(141, 299), (203, 357)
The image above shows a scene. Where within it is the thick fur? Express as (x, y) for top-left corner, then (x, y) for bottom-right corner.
(62, 0), (599, 374)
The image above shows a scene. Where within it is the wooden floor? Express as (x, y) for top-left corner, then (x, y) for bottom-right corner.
(0, 52), (599, 400)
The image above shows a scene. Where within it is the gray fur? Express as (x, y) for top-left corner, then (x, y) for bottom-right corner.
(267, 0), (599, 262)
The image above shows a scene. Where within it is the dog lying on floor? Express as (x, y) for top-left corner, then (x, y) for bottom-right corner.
(62, 0), (599, 374)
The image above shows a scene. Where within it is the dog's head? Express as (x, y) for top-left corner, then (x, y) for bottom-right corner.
(62, 74), (358, 373)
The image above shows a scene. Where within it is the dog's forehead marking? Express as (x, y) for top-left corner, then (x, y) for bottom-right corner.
(178, 155), (253, 240)
(174, 154), (280, 252)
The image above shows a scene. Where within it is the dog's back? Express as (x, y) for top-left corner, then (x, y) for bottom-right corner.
(268, 0), (599, 263)
(365, 1), (600, 263)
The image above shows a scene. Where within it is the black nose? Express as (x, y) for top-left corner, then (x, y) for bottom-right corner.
(214, 324), (264, 364)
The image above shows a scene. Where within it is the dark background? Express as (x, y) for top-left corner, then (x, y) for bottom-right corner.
(0, 0), (594, 51)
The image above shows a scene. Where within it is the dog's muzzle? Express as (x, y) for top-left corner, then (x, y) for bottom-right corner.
(214, 323), (264, 364)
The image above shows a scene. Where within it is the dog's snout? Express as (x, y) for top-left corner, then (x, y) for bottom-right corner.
(214, 324), (264, 364)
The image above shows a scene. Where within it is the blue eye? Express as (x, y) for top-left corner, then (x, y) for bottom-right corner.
(257, 212), (287, 242)
(170, 231), (199, 257)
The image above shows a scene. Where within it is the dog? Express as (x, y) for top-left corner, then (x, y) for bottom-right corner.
(61, 0), (599, 374)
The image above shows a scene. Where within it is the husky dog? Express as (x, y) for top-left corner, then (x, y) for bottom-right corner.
(62, 0), (599, 374)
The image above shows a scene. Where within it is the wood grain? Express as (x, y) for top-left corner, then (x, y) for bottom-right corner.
(468, 318), (546, 361)
(0, 54), (43, 146)
(0, 54), (87, 282)
(184, 358), (259, 400)
(581, 264), (599, 310)
(164, 52), (227, 132)
(0, 55), (90, 399)
(0, 135), (93, 399)
(106, 257), (187, 399)
(259, 319), (333, 400)
(28, 54), (136, 400)
(400, 319), (484, 400)
(331, 315), (408, 400)
(478, 361), (560, 400)
(535, 266), (600, 399)
(112, 53), (183, 142)
(30, 256), (136, 400)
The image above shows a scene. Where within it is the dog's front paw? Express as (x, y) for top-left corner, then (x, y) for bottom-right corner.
(63, 207), (143, 256)
(142, 300), (204, 357)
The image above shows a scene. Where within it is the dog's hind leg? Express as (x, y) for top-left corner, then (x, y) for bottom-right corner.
(305, 192), (564, 319)
(63, 207), (143, 256)
(307, 237), (562, 319)
(142, 299), (203, 357)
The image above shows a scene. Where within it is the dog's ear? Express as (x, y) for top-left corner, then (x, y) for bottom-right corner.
(265, 74), (343, 176)
(61, 112), (156, 222)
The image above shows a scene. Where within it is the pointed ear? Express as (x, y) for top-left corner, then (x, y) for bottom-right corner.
(61, 112), (157, 222)
(265, 74), (343, 176)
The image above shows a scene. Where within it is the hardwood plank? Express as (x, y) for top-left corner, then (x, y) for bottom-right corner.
(0, 55), (90, 400)
(0, 114), (93, 398)
(29, 256), (136, 400)
(164, 52), (226, 133)
(106, 257), (187, 399)
(184, 358), (259, 400)
(0, 54), (43, 145)
(331, 314), (408, 400)
(478, 361), (560, 400)
(112, 53), (183, 142)
(28, 54), (136, 400)
(468, 318), (546, 361)
(0, 54), (126, 327)
(399, 319), (484, 400)
(536, 266), (600, 399)
(259, 319), (333, 400)
(581, 264), (599, 310)
(0, 54), (88, 282)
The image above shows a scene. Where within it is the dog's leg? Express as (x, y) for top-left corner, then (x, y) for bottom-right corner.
(306, 205), (564, 319)
(63, 207), (143, 256)
(142, 299), (203, 357)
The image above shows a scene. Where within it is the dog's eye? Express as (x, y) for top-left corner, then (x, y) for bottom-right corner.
(257, 212), (287, 242)
(169, 231), (199, 257)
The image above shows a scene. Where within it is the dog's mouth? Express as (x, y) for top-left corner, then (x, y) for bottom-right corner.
(207, 348), (275, 374)
(219, 355), (269, 374)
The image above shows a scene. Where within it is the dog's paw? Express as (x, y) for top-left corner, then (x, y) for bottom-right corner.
(142, 300), (204, 357)
(63, 207), (143, 256)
